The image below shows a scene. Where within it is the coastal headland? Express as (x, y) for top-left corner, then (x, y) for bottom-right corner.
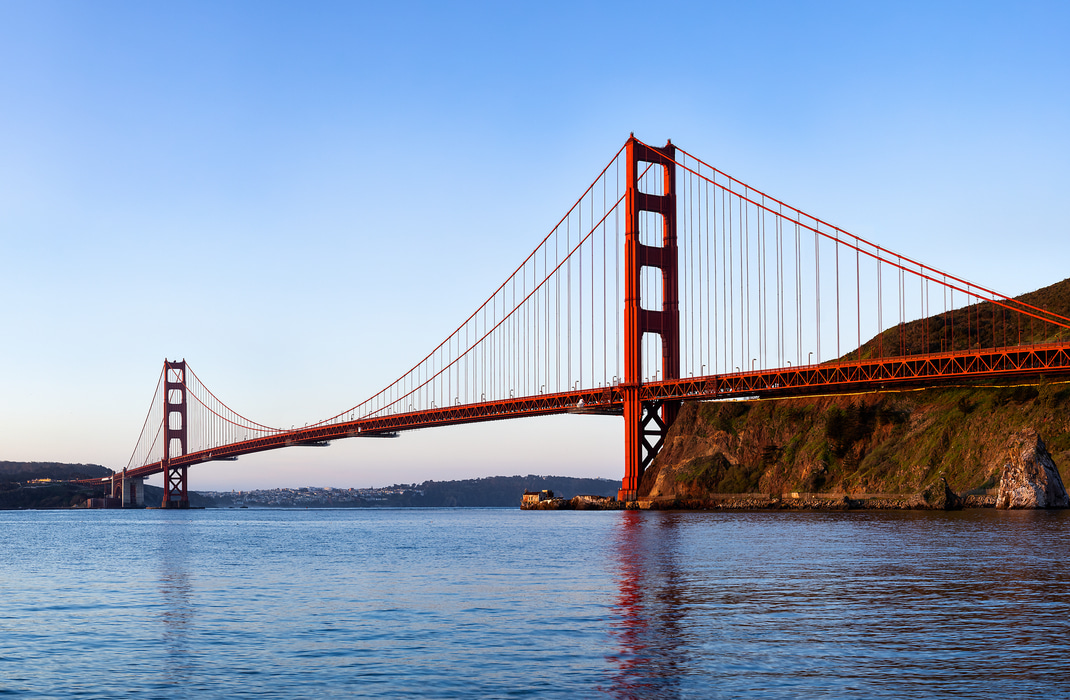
(623, 276), (1070, 512)
(530, 277), (1070, 511)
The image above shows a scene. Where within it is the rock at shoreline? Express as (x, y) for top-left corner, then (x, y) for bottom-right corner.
(995, 429), (1069, 509)
(917, 477), (963, 510)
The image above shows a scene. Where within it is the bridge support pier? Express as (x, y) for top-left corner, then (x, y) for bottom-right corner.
(111, 469), (145, 508)
(619, 136), (680, 502)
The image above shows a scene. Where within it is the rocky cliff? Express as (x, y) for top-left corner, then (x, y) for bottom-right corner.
(639, 382), (1070, 504)
(638, 277), (1070, 508)
(994, 429), (1069, 508)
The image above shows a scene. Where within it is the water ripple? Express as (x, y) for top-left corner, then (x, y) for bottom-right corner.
(2, 508), (1069, 698)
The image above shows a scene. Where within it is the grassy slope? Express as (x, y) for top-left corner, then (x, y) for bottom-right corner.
(852, 277), (1070, 360)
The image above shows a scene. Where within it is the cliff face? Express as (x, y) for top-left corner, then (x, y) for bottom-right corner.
(639, 383), (1070, 500)
(640, 276), (1070, 504)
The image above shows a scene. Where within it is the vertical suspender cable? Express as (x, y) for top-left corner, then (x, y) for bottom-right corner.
(815, 230), (821, 363)
(743, 197), (749, 368)
(856, 247), (861, 360)
(707, 176), (714, 375)
(728, 195), (734, 370)
(795, 223), (801, 366)
(835, 232), (841, 359)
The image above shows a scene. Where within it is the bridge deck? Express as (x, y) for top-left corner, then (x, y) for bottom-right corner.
(96, 340), (1070, 485)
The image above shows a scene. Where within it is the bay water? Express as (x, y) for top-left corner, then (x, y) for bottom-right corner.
(2, 507), (1069, 698)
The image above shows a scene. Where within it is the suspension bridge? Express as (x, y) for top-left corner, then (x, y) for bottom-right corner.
(91, 136), (1070, 508)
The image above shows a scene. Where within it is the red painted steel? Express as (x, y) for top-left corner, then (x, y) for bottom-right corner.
(83, 137), (1070, 502)
(80, 340), (1070, 490)
(162, 360), (189, 508)
(620, 136), (680, 501)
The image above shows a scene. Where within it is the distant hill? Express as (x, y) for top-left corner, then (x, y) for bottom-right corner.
(0, 481), (109, 509)
(0, 462), (110, 509)
(210, 475), (621, 508)
(0, 461), (112, 482)
(0, 461), (616, 509)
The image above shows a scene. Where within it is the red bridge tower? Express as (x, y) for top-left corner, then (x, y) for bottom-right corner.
(619, 137), (680, 502)
(163, 359), (189, 508)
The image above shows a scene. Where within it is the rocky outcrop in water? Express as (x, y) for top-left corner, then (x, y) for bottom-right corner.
(917, 477), (964, 510)
(995, 429), (1069, 509)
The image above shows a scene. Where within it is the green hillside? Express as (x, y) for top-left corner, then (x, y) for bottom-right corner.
(641, 278), (1070, 504)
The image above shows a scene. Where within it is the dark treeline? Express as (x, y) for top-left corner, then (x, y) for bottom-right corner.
(0, 461), (112, 481)
(0, 461), (618, 508)
(0, 482), (107, 509)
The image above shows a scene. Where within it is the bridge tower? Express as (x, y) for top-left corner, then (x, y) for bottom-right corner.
(619, 136), (680, 502)
(162, 359), (189, 508)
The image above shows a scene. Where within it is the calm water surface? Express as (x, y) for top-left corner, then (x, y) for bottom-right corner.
(1, 507), (1069, 698)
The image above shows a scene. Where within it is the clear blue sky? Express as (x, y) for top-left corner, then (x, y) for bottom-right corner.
(1, 1), (1067, 490)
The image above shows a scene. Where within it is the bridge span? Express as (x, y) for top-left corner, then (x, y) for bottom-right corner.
(86, 136), (1070, 507)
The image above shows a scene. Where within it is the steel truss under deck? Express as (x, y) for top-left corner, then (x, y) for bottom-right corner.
(100, 341), (1070, 487)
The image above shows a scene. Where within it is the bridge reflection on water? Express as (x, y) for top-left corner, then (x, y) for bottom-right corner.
(159, 540), (194, 689)
(606, 509), (1070, 698)
(5, 508), (1070, 697)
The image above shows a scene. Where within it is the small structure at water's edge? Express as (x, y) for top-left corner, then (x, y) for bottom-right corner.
(521, 489), (554, 506)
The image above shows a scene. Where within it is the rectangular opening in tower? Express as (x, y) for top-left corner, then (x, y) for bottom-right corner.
(636, 162), (667, 196)
(640, 267), (664, 311)
(641, 332), (663, 382)
(639, 211), (664, 247)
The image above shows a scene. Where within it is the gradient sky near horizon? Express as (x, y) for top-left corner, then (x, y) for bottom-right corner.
(1, 1), (1068, 490)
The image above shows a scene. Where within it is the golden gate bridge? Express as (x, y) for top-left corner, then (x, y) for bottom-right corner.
(89, 136), (1070, 507)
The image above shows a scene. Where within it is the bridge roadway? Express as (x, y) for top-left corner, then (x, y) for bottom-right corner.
(85, 340), (1070, 487)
